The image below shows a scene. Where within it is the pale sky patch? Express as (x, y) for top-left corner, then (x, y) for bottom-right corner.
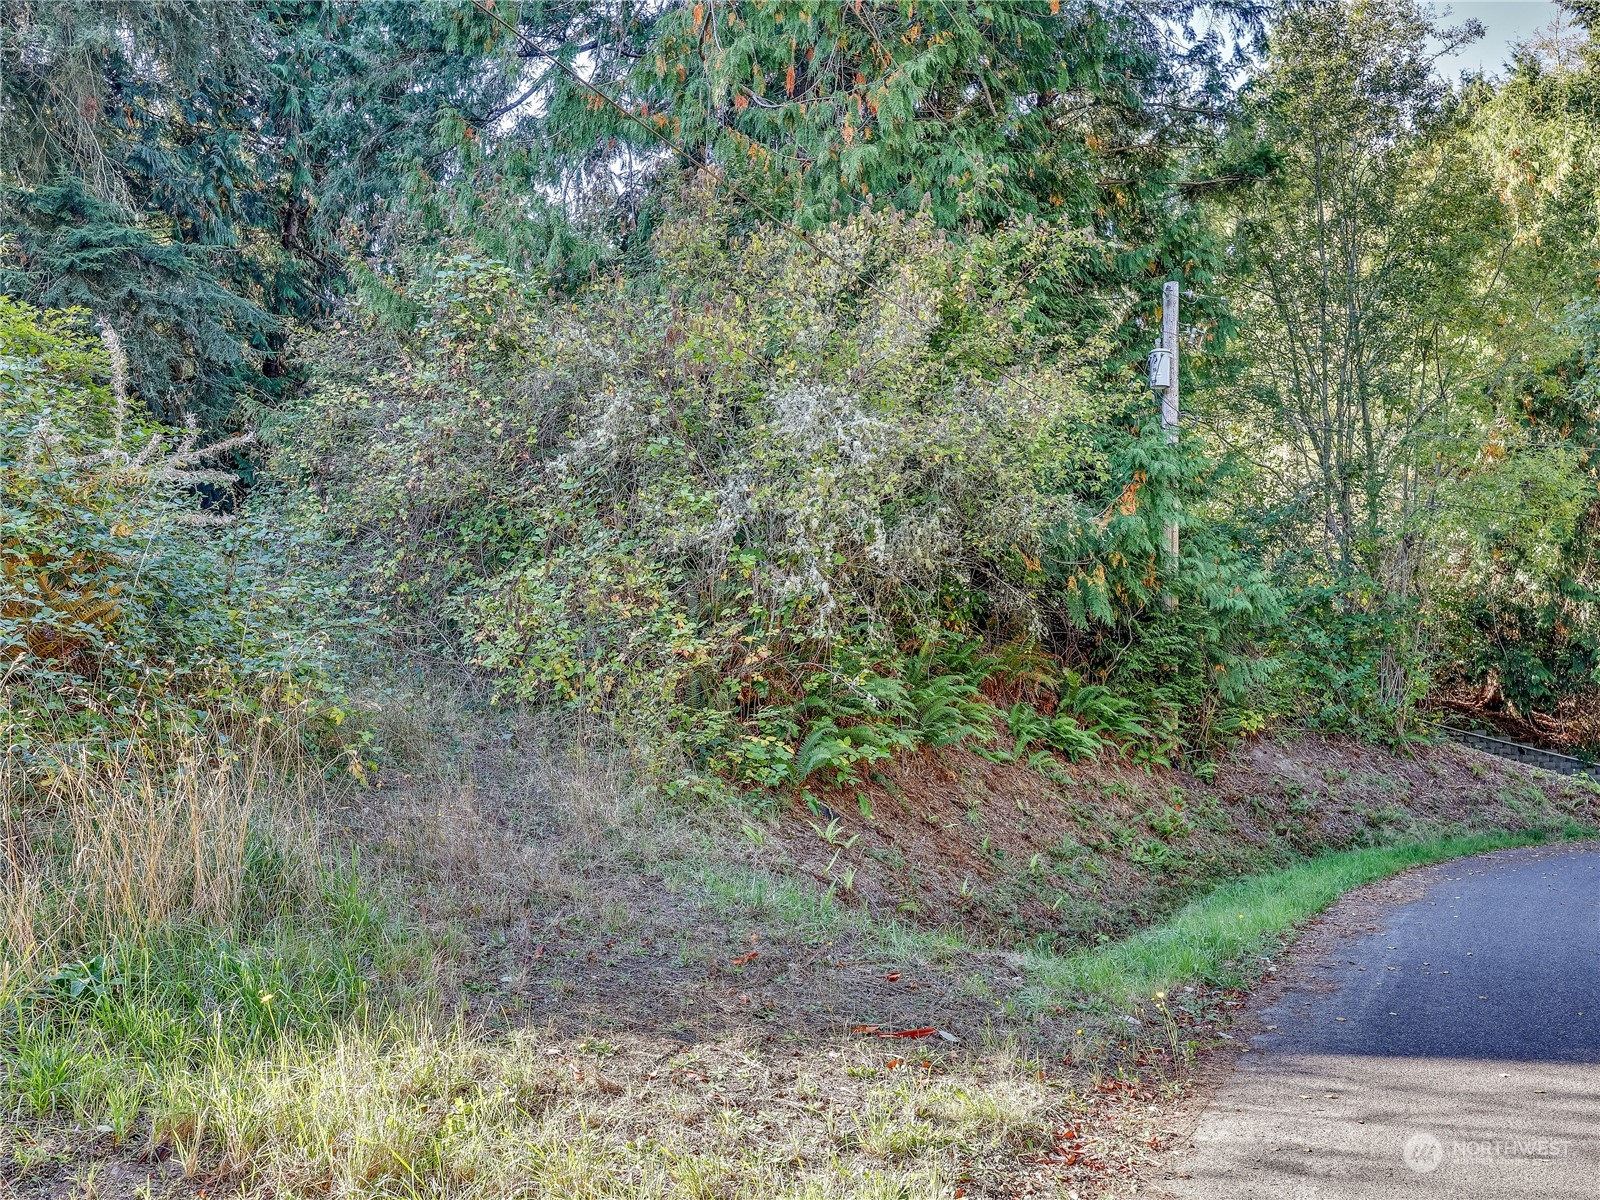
(1433, 1), (1570, 77)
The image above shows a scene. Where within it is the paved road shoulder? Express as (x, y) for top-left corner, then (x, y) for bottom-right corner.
(1158, 842), (1600, 1200)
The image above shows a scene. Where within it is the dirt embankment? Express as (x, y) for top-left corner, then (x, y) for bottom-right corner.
(774, 733), (1599, 950)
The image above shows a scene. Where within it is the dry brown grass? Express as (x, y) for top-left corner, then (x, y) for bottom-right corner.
(0, 718), (321, 979)
(346, 676), (668, 920)
(5, 673), (1082, 1198)
(21, 672), (1520, 1198)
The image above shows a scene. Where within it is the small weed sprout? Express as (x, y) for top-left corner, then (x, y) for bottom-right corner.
(809, 817), (860, 850)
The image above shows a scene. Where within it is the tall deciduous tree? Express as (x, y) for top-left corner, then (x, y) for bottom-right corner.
(1435, 4), (1600, 730)
(1203, 0), (1598, 728)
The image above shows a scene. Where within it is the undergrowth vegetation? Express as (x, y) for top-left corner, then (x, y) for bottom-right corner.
(278, 197), (1279, 791)
(1, 300), (350, 783)
(5, 1), (1600, 1194)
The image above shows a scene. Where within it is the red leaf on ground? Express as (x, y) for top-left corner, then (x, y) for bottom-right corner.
(878, 1027), (937, 1038)
(731, 951), (759, 966)
(850, 1024), (881, 1034)
(883, 971), (901, 982)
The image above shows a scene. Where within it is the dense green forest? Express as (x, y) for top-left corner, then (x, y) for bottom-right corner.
(8, 0), (1598, 766)
(3, 0), (1600, 1195)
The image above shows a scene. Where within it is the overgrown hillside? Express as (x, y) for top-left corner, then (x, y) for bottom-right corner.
(275, 198), (1277, 791)
(5, 1), (1600, 1197)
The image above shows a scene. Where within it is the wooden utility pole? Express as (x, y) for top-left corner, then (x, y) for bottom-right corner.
(1160, 280), (1179, 562)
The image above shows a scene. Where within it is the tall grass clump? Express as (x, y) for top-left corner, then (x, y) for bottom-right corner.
(0, 721), (314, 974)
(0, 711), (415, 1134)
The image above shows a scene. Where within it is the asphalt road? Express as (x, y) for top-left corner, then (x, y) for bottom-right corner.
(1163, 842), (1600, 1199)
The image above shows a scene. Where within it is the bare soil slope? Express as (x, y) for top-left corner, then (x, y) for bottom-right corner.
(775, 734), (1592, 948)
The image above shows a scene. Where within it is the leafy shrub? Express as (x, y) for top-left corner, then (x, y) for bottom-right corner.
(276, 199), (1281, 783)
(0, 299), (348, 777)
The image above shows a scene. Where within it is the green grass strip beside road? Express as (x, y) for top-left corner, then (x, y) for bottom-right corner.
(1023, 825), (1595, 1011)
